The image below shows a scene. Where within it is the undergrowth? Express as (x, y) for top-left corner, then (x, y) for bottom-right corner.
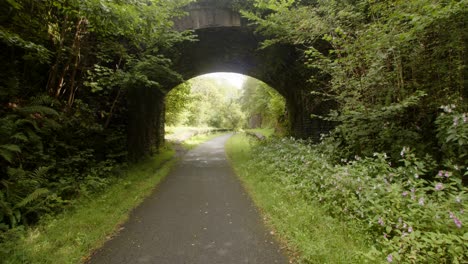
(0, 146), (175, 264)
(226, 134), (467, 263)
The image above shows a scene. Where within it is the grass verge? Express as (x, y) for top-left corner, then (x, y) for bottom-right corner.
(244, 128), (275, 138)
(3, 146), (176, 264)
(225, 134), (374, 264)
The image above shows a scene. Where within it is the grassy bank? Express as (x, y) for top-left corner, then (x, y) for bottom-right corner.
(225, 134), (374, 263)
(2, 146), (176, 264)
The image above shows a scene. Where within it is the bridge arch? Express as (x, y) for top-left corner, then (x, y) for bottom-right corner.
(127, 0), (333, 160)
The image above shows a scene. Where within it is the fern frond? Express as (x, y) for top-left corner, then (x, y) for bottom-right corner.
(15, 119), (40, 131)
(15, 188), (49, 208)
(29, 95), (59, 107)
(10, 132), (28, 142)
(0, 191), (14, 219)
(0, 144), (21, 153)
(0, 144), (21, 163)
(41, 118), (61, 130)
(0, 150), (14, 163)
(6, 167), (27, 180)
(17, 105), (59, 116)
(30, 166), (50, 179)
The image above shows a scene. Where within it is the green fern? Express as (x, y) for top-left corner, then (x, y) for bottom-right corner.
(29, 95), (59, 107)
(0, 144), (21, 163)
(30, 166), (50, 179)
(0, 191), (13, 225)
(10, 132), (28, 142)
(17, 105), (59, 117)
(15, 188), (49, 209)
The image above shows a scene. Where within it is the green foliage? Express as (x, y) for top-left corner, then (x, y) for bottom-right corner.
(1, 148), (176, 264)
(0, 0), (194, 242)
(435, 105), (468, 168)
(243, 0), (467, 163)
(239, 77), (286, 130)
(166, 75), (246, 129)
(238, 137), (467, 263)
(165, 83), (192, 126)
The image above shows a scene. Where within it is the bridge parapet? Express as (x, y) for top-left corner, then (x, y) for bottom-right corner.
(174, 2), (242, 30)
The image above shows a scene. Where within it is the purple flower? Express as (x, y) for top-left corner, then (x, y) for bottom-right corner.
(438, 171), (443, 177)
(378, 217), (385, 226)
(387, 254), (393, 262)
(435, 183), (444, 191)
(418, 197), (425, 206)
(444, 171), (450, 178)
(450, 212), (462, 228)
(402, 191), (408, 197)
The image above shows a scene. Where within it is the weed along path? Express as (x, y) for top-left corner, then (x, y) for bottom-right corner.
(87, 134), (288, 264)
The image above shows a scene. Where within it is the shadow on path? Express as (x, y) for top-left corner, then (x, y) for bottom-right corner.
(87, 134), (288, 264)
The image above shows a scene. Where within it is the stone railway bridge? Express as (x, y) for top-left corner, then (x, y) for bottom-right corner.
(127, 0), (334, 160)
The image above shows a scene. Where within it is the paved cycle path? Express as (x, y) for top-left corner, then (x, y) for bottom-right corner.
(87, 134), (288, 264)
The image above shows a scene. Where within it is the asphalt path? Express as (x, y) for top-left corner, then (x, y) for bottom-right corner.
(87, 134), (288, 264)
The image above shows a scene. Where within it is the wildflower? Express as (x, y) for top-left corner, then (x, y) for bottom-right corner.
(414, 173), (419, 179)
(438, 170), (443, 177)
(463, 113), (467, 123)
(383, 233), (388, 239)
(453, 116), (459, 126)
(450, 212), (462, 228)
(400, 147), (408, 157)
(387, 254), (393, 262)
(402, 191), (408, 197)
(418, 197), (425, 206)
(455, 196), (461, 203)
(435, 183), (444, 191)
(444, 171), (450, 178)
(378, 217), (385, 226)
(408, 226), (413, 233)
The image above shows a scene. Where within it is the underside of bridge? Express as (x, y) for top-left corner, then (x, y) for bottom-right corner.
(127, 0), (334, 160)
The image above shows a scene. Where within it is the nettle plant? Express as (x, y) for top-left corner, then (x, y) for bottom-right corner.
(250, 138), (467, 263)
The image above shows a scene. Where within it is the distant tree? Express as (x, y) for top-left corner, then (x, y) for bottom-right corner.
(240, 77), (286, 130)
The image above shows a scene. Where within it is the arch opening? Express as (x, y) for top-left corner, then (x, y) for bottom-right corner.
(164, 72), (287, 141)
